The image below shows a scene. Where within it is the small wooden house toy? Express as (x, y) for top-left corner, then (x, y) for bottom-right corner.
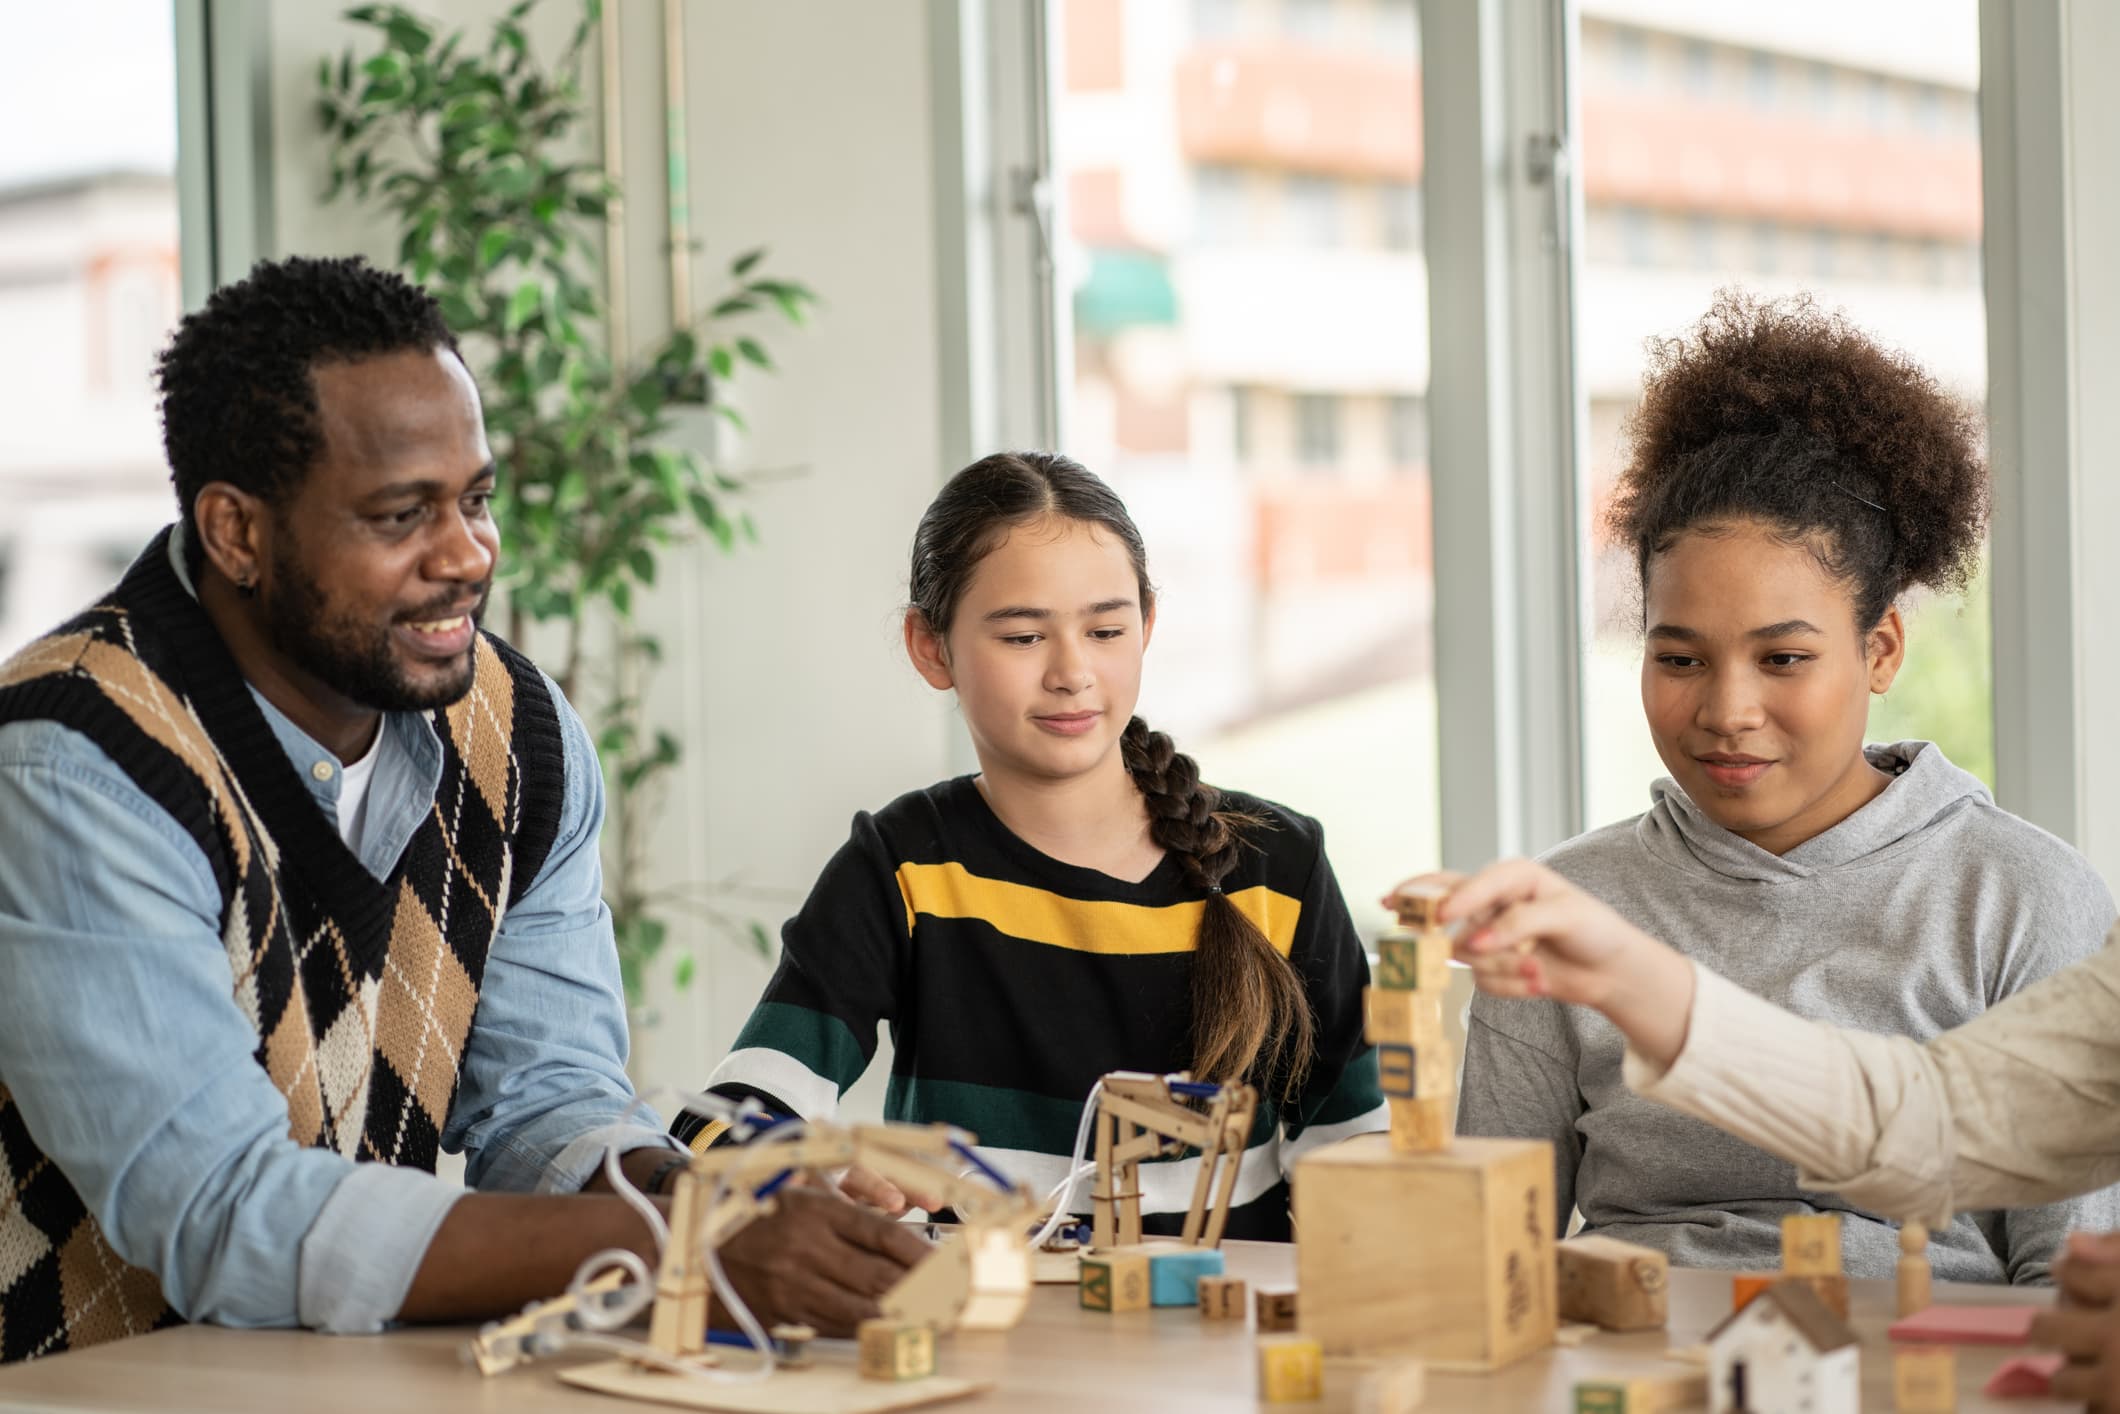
(1705, 1280), (1858, 1414)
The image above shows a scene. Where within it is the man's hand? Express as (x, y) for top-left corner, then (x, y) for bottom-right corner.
(2059, 1231), (2120, 1310)
(2033, 1304), (2120, 1410)
(716, 1187), (933, 1337)
(836, 1164), (948, 1218)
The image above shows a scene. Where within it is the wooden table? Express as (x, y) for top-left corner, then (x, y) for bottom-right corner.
(0, 1243), (2069, 1412)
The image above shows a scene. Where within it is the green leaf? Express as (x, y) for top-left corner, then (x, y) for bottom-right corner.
(710, 295), (758, 319)
(503, 280), (542, 333)
(731, 247), (766, 277)
(711, 403), (748, 434)
(736, 337), (772, 371)
(708, 346), (735, 380)
(384, 14), (433, 54)
(477, 227), (513, 270)
(627, 546), (656, 585)
(673, 954), (696, 989)
(747, 921), (772, 958)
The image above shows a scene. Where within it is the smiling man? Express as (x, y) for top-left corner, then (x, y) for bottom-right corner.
(0, 256), (923, 1364)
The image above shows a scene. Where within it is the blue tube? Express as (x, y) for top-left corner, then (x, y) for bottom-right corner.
(947, 1139), (1014, 1192)
(1166, 1079), (1221, 1099)
(754, 1167), (798, 1199)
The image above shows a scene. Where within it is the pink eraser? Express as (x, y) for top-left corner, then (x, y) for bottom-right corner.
(1983, 1352), (2066, 1398)
(1888, 1305), (2039, 1346)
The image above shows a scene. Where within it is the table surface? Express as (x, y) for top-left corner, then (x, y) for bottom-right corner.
(0, 1243), (2068, 1412)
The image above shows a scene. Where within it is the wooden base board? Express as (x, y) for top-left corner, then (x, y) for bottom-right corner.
(557, 1360), (990, 1413)
(1032, 1249), (1081, 1285)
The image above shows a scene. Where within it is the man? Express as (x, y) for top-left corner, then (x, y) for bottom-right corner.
(0, 255), (923, 1365)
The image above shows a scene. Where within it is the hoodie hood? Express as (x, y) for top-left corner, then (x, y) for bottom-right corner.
(1635, 741), (1992, 884)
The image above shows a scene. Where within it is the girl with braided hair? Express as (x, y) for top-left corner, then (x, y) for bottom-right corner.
(1443, 291), (2120, 1286)
(677, 452), (1385, 1240)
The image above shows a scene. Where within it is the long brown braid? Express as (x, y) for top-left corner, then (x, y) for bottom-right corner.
(1121, 716), (1314, 1100)
(908, 451), (1318, 1101)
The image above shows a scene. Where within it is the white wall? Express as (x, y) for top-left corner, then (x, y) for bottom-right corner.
(262, 2), (958, 1110)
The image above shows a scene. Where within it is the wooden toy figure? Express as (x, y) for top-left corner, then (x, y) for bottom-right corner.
(1897, 1221), (1933, 1317)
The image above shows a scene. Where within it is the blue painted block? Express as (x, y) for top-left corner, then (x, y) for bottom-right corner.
(1148, 1247), (1226, 1307)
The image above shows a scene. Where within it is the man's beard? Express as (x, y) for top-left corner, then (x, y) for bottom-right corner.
(265, 541), (487, 713)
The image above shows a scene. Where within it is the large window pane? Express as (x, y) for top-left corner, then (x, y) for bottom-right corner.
(1053, 0), (1437, 921)
(0, 4), (182, 655)
(1576, 3), (1990, 827)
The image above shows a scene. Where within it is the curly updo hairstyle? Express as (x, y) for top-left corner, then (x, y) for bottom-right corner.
(1608, 290), (1988, 631)
(908, 452), (1315, 1099)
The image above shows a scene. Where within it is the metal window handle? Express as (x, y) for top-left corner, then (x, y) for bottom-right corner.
(1011, 164), (1056, 274)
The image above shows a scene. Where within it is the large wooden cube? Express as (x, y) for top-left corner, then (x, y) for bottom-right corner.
(1294, 1134), (1557, 1370)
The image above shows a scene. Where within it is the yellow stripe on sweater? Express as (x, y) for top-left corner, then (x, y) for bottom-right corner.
(894, 861), (1299, 957)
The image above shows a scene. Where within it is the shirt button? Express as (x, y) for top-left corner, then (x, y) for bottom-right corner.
(312, 761), (335, 782)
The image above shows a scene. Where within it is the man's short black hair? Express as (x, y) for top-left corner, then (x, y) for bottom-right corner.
(156, 254), (460, 535)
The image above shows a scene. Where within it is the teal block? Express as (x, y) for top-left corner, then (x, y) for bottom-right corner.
(1148, 1247), (1225, 1307)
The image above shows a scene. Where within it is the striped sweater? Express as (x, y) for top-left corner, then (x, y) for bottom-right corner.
(677, 776), (1386, 1239)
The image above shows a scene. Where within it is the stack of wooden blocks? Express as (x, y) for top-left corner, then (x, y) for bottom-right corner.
(1290, 886), (1558, 1373)
(1369, 890), (1455, 1151)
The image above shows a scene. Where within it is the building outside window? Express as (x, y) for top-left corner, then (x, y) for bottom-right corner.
(0, 3), (183, 657)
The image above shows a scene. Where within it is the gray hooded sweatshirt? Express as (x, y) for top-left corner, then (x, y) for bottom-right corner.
(1458, 741), (2120, 1283)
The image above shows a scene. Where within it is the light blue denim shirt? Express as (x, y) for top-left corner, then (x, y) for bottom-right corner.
(0, 532), (677, 1336)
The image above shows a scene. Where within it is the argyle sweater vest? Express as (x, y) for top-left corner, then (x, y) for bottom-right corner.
(0, 530), (563, 1364)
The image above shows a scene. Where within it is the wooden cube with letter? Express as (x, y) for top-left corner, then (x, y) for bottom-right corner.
(1080, 1250), (1150, 1313)
(857, 1319), (936, 1382)
(1557, 1234), (1669, 1331)
(1198, 1274), (1247, 1319)
(1781, 1213), (1843, 1277)
(1293, 1133), (1557, 1370)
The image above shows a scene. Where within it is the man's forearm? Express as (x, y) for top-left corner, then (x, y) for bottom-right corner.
(396, 1191), (666, 1323)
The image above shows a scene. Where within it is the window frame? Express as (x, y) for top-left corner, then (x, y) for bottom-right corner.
(959, 0), (2117, 873)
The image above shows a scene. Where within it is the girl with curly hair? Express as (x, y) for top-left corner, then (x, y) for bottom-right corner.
(675, 452), (1385, 1242)
(1444, 292), (2119, 1285)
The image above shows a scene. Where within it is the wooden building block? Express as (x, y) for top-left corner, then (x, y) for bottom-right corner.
(1392, 883), (1449, 930)
(1354, 1358), (1427, 1414)
(1556, 1235), (1669, 1332)
(1376, 1043), (1453, 1100)
(1258, 1335), (1324, 1403)
(1365, 986), (1443, 1047)
(1198, 1275), (1247, 1319)
(1731, 1273), (1775, 1313)
(1888, 1305), (2037, 1346)
(1376, 930), (1450, 992)
(1293, 1133), (1556, 1370)
(1079, 1250), (1150, 1313)
(1894, 1345), (1957, 1411)
(1256, 1287), (1299, 1332)
(1387, 1095), (1454, 1153)
(1983, 1353), (2064, 1397)
(856, 1319), (935, 1382)
(1148, 1246), (1224, 1307)
(1573, 1372), (1709, 1414)
(1781, 1213), (1844, 1276)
